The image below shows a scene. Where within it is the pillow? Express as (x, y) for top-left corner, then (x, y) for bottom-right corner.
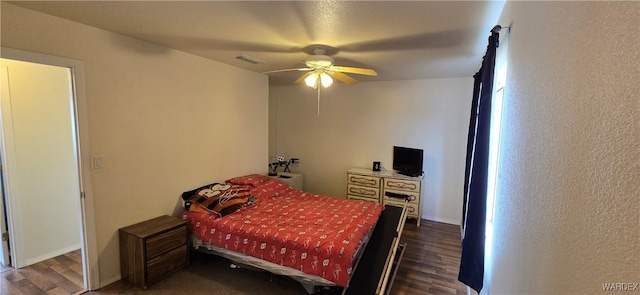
(182, 183), (256, 217)
(225, 174), (271, 187)
(181, 182), (219, 201)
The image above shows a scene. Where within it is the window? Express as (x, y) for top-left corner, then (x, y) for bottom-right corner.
(483, 32), (509, 295)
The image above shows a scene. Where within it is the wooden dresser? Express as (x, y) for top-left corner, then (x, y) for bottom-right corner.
(347, 168), (423, 226)
(347, 170), (382, 203)
(119, 215), (188, 289)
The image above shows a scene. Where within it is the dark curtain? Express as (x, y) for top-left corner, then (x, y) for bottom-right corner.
(462, 72), (482, 228)
(458, 30), (500, 293)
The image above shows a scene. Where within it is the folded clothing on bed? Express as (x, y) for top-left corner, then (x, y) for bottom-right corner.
(183, 175), (384, 287)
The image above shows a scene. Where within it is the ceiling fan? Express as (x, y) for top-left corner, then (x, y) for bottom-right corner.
(263, 47), (378, 89)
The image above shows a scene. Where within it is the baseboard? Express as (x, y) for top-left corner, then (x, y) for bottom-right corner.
(100, 274), (121, 289)
(422, 215), (461, 226)
(24, 244), (81, 266)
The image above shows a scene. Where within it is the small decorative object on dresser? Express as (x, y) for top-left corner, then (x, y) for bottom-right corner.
(372, 161), (381, 171)
(119, 215), (188, 289)
(347, 167), (423, 226)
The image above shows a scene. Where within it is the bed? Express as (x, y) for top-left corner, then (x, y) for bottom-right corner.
(181, 174), (386, 293)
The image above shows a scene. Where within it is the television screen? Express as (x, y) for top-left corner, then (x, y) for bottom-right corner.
(393, 146), (424, 177)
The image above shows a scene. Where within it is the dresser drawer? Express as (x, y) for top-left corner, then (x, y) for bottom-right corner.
(347, 184), (380, 199)
(348, 173), (380, 188)
(383, 178), (420, 193)
(146, 244), (188, 285)
(383, 189), (420, 205)
(348, 194), (379, 203)
(146, 226), (187, 259)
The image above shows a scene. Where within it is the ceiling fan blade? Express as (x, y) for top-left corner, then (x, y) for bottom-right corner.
(294, 71), (314, 84)
(328, 66), (378, 76)
(327, 71), (358, 85)
(262, 68), (312, 74)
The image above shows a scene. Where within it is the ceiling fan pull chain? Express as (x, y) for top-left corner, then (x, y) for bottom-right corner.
(317, 87), (321, 116)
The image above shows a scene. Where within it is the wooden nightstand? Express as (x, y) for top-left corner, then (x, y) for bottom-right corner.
(119, 215), (188, 289)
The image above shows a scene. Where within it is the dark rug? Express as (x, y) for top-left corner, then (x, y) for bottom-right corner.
(92, 251), (332, 295)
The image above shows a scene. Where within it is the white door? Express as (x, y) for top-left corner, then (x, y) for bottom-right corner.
(0, 67), (12, 266)
(0, 163), (9, 266)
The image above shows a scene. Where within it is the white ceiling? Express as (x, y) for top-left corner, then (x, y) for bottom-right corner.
(9, 1), (505, 85)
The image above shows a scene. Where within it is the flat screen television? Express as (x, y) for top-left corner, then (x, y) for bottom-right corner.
(393, 146), (424, 177)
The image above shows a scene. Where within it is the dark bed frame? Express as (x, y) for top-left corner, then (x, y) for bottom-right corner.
(189, 204), (408, 295)
(343, 204), (407, 295)
(309, 204), (408, 295)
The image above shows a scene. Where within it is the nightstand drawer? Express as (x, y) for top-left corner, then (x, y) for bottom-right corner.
(347, 184), (380, 199)
(348, 174), (380, 188)
(146, 227), (187, 259)
(146, 244), (188, 285)
(383, 178), (420, 193)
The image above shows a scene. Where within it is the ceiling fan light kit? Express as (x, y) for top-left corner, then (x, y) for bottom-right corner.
(319, 72), (333, 88)
(263, 45), (378, 89)
(304, 71), (333, 89)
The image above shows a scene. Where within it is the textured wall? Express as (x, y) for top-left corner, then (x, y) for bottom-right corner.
(489, 1), (639, 294)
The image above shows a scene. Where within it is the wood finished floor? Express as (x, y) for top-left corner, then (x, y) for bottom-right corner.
(93, 219), (467, 295)
(0, 250), (85, 295)
(0, 220), (466, 294)
(389, 219), (467, 295)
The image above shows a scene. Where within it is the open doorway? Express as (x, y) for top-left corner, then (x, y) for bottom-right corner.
(1, 57), (82, 268)
(0, 48), (99, 291)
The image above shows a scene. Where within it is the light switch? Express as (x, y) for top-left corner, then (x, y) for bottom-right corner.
(93, 156), (104, 169)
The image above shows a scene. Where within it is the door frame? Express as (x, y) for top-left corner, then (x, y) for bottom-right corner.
(0, 47), (99, 290)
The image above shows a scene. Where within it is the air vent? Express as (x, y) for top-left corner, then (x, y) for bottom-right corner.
(236, 55), (265, 64)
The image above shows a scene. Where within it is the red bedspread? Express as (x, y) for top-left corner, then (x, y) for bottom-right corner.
(183, 176), (383, 287)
